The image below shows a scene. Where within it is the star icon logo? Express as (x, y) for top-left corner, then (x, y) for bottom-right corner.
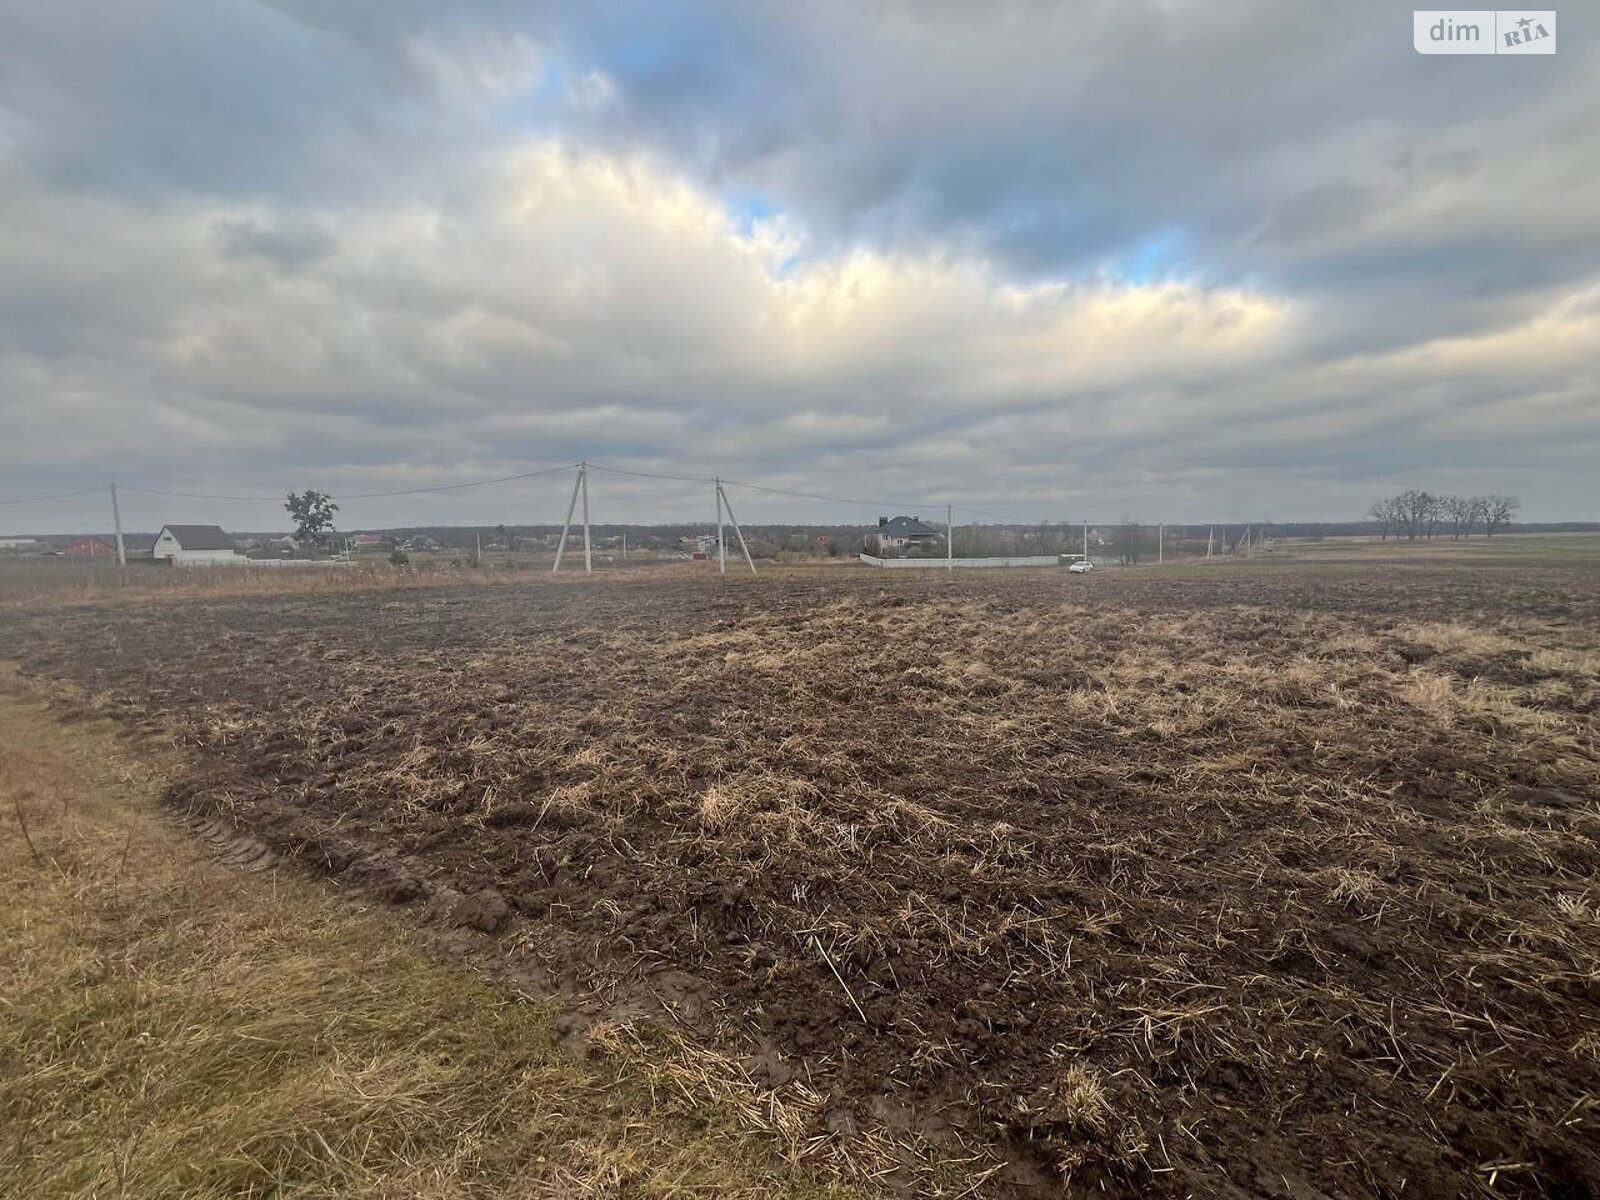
(1517, 15), (1533, 28)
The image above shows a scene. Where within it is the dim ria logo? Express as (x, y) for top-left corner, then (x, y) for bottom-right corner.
(1415, 10), (1556, 53)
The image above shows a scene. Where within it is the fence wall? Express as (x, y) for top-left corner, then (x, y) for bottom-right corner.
(859, 553), (1062, 569)
(161, 557), (356, 569)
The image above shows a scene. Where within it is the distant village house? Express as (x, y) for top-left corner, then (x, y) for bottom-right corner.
(152, 524), (242, 566)
(867, 515), (942, 555)
(677, 534), (720, 558)
(63, 535), (116, 557)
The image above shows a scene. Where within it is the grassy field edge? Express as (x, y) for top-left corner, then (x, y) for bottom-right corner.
(0, 666), (860, 1200)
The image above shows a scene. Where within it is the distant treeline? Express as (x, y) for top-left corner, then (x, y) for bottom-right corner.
(1365, 491), (1522, 541)
(11, 516), (1598, 554)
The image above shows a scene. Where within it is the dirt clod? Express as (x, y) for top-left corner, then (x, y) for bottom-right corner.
(453, 888), (510, 933)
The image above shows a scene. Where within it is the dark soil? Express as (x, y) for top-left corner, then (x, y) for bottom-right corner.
(5, 562), (1598, 1198)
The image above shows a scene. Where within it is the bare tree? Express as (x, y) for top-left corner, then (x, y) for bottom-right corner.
(1021, 519), (1072, 556)
(1468, 495), (1489, 537)
(1372, 491), (1514, 541)
(1370, 491), (1444, 540)
(1113, 516), (1144, 565)
(1369, 498), (1401, 541)
(1482, 494), (1519, 538)
(1386, 489), (1440, 541)
(1441, 495), (1476, 540)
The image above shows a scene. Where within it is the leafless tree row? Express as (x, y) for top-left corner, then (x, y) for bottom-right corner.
(1368, 490), (1518, 541)
(950, 523), (1081, 557)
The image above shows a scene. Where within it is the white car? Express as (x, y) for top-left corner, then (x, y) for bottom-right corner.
(1068, 559), (1094, 574)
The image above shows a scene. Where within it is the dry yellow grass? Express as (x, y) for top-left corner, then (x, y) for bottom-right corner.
(0, 670), (861, 1200)
(0, 558), (731, 607)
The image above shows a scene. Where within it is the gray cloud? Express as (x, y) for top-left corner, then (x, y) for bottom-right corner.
(0, 1), (1596, 533)
(214, 218), (337, 270)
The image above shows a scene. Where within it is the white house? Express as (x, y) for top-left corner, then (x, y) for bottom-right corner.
(152, 524), (243, 566)
(867, 515), (943, 555)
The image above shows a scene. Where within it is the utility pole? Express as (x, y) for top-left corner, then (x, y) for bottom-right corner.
(714, 477), (726, 575)
(622, 532), (627, 561)
(946, 503), (954, 571)
(580, 461), (592, 573)
(553, 463), (583, 572)
(1206, 526), (1214, 560)
(1158, 523), (1164, 565)
(108, 483), (127, 567)
(717, 481), (758, 576)
(1082, 519), (1089, 564)
(475, 531), (481, 566)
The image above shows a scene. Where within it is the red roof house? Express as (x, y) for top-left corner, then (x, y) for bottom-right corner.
(63, 535), (115, 557)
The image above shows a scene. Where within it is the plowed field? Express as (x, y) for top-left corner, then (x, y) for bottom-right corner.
(6, 560), (1598, 1198)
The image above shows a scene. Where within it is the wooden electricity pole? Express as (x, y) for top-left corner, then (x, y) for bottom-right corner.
(946, 503), (954, 570)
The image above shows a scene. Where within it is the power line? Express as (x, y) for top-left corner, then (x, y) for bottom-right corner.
(721, 477), (932, 511)
(7, 462), (1081, 525)
(336, 463), (578, 498)
(116, 485), (284, 501)
(114, 463), (580, 503)
(951, 503), (1062, 523)
(703, 477), (1060, 525)
(951, 504), (1011, 521)
(586, 462), (712, 484)
(0, 485), (108, 506)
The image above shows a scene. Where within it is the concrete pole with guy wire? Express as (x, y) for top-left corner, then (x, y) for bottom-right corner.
(109, 483), (127, 567)
(715, 477), (726, 575)
(553, 463), (583, 572)
(580, 462), (592, 573)
(717, 482), (758, 577)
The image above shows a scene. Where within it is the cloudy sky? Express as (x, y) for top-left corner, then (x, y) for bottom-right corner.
(2, 1), (1596, 532)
